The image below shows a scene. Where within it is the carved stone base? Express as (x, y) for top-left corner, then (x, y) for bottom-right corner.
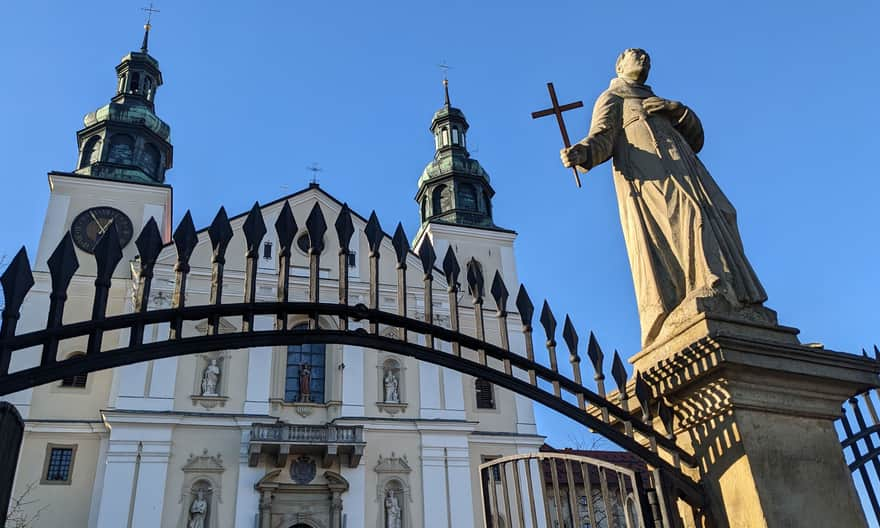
(376, 402), (407, 415)
(633, 315), (878, 527)
(190, 395), (229, 409)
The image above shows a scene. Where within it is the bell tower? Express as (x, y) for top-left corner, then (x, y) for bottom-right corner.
(414, 80), (498, 239)
(33, 22), (174, 274)
(74, 22), (173, 184)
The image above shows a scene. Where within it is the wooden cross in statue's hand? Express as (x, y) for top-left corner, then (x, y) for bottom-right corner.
(531, 83), (584, 188)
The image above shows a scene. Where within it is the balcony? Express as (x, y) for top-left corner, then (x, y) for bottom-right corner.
(248, 423), (365, 468)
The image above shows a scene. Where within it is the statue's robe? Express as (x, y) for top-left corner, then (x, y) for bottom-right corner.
(578, 78), (769, 345)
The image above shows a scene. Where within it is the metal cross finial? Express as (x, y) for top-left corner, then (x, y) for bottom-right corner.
(531, 82), (585, 188)
(142, 3), (160, 26)
(306, 163), (323, 186)
(438, 61), (452, 105)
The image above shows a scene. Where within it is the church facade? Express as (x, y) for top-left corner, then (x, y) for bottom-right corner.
(5, 28), (544, 528)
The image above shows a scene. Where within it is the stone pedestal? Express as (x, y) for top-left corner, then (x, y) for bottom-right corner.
(631, 314), (879, 528)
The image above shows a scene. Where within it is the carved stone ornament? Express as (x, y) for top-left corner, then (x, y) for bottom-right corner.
(290, 455), (317, 485)
(375, 452), (411, 474)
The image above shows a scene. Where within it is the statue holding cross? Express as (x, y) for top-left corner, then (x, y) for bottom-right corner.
(536, 48), (776, 347)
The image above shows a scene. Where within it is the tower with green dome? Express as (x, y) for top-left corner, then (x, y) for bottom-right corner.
(415, 80), (500, 237)
(73, 22), (173, 184)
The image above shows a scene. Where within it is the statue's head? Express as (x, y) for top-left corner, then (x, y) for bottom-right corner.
(616, 48), (651, 83)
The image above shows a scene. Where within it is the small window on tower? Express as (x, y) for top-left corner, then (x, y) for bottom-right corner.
(452, 127), (460, 145)
(475, 378), (495, 409)
(263, 241), (273, 260)
(441, 127), (449, 146)
(130, 72), (141, 94)
(41, 444), (77, 485)
(347, 251), (357, 267)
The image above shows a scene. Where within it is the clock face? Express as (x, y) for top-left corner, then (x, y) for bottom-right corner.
(70, 206), (134, 254)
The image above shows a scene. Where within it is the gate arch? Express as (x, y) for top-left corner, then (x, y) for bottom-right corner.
(0, 200), (707, 524)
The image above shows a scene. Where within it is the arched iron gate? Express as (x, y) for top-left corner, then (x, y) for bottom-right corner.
(0, 199), (708, 524)
(480, 452), (678, 528)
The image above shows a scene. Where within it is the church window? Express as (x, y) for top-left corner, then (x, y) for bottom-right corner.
(60, 353), (87, 388)
(108, 134), (134, 164)
(143, 76), (154, 100)
(421, 197), (427, 220)
(441, 127), (449, 146)
(130, 72), (141, 94)
(432, 185), (446, 216)
(347, 251), (357, 267)
(458, 183), (478, 211)
(285, 324), (326, 403)
(142, 143), (160, 176)
(475, 378), (495, 409)
(41, 444), (77, 485)
(452, 127), (460, 145)
(262, 241), (273, 260)
(484, 191), (492, 217)
(79, 136), (102, 169)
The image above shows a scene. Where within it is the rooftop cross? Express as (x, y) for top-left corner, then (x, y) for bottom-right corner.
(140, 3), (160, 52)
(306, 163), (323, 186)
(531, 82), (584, 188)
(438, 61), (452, 105)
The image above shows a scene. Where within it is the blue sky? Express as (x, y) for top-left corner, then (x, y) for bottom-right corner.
(0, 1), (878, 449)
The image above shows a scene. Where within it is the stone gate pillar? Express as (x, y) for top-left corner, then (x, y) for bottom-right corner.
(631, 316), (879, 528)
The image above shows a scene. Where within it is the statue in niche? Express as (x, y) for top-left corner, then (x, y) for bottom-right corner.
(384, 370), (400, 403)
(299, 363), (312, 402)
(200, 359), (221, 397)
(187, 488), (208, 528)
(560, 48), (776, 347)
(385, 489), (402, 528)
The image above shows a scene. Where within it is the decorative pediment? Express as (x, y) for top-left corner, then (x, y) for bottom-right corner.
(183, 449), (225, 474)
(375, 452), (411, 474)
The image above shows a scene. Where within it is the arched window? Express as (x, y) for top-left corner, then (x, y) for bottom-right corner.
(285, 324), (326, 403)
(108, 134), (134, 164)
(129, 72), (141, 94)
(143, 76), (154, 101)
(141, 143), (161, 176)
(432, 185), (446, 216)
(458, 183), (478, 211)
(61, 353), (87, 388)
(475, 378), (495, 409)
(441, 127), (449, 146)
(452, 127), (460, 145)
(79, 136), (102, 169)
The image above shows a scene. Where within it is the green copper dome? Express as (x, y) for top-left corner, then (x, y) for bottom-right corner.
(84, 103), (171, 141)
(418, 151), (490, 188)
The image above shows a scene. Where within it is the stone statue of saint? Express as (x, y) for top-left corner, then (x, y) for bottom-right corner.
(187, 489), (208, 528)
(200, 359), (220, 397)
(299, 363), (312, 403)
(384, 370), (400, 403)
(561, 48), (775, 347)
(385, 489), (402, 528)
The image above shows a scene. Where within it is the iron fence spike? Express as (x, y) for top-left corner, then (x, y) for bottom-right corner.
(418, 238), (436, 277)
(0, 247), (34, 316)
(442, 246), (460, 287)
(391, 223), (409, 265)
(539, 300), (557, 343)
(611, 350), (628, 395)
(634, 372), (652, 420)
(515, 285), (534, 327)
(46, 234), (79, 295)
(490, 271), (508, 313)
(333, 203), (354, 252)
(275, 201), (298, 254)
(466, 258), (485, 300)
(587, 331), (605, 376)
(242, 202), (267, 255)
(658, 399), (675, 437)
(173, 211), (198, 266)
(364, 211), (383, 254)
(305, 202), (327, 254)
(135, 218), (163, 271)
(93, 222), (124, 281)
(207, 207), (234, 259)
(562, 315), (579, 362)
